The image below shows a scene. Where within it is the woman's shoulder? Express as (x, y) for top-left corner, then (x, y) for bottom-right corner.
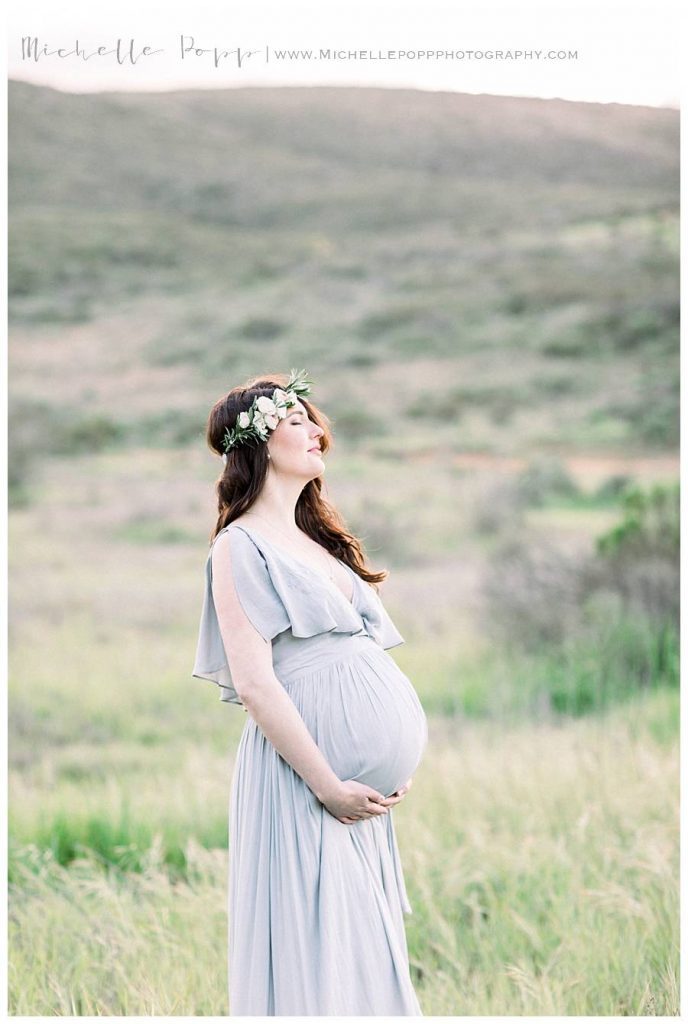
(209, 521), (264, 571)
(217, 515), (247, 533)
(214, 518), (257, 542)
(214, 517), (260, 542)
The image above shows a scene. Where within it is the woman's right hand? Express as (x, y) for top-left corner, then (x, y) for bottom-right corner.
(321, 779), (390, 825)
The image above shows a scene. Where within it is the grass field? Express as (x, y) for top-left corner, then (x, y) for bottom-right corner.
(9, 685), (678, 1015)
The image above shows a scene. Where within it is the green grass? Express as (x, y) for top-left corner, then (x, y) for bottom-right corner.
(7, 504), (679, 1012)
(8, 689), (678, 1015)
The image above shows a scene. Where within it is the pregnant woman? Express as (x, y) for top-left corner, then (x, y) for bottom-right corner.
(192, 369), (429, 1015)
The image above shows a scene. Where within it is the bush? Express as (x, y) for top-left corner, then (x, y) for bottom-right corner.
(238, 317), (287, 341)
(482, 481), (679, 714)
(8, 397), (59, 504)
(470, 476), (526, 535)
(482, 536), (588, 650)
(518, 456), (580, 506)
(592, 482), (679, 625)
(543, 599), (678, 716)
(57, 415), (125, 454)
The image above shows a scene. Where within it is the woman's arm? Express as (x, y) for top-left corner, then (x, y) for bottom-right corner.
(211, 532), (344, 805)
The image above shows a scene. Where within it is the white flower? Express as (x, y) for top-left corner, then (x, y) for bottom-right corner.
(284, 390), (298, 406)
(272, 388), (290, 417)
(264, 413), (280, 430)
(255, 396), (278, 416)
(252, 413), (268, 436)
(238, 411), (251, 428)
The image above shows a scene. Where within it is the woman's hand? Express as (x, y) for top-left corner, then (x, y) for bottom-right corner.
(321, 779), (391, 824)
(321, 778), (414, 825)
(379, 777), (413, 809)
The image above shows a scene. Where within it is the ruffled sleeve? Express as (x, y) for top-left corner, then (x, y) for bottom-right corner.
(191, 526), (291, 706)
(191, 525), (376, 706)
(356, 584), (406, 650)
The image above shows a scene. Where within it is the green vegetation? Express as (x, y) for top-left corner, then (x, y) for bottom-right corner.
(8, 81), (678, 1015)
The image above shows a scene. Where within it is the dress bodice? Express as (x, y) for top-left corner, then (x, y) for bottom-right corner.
(192, 523), (405, 705)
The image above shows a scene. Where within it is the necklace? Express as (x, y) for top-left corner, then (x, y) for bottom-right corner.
(241, 511), (336, 581)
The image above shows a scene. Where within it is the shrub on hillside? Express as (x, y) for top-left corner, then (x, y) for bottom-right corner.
(591, 482), (679, 626)
(480, 482), (679, 713)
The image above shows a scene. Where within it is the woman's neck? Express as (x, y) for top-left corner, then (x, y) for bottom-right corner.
(242, 482), (304, 537)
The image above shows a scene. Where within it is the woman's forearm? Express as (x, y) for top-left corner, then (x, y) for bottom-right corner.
(237, 676), (342, 804)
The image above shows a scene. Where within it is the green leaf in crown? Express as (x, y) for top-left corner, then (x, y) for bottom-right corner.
(222, 369), (315, 455)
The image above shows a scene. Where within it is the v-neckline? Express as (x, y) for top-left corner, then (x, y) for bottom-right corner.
(226, 522), (358, 610)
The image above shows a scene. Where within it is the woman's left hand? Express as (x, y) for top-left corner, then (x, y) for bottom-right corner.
(379, 777), (413, 808)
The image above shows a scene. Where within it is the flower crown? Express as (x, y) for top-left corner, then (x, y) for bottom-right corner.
(222, 368), (314, 459)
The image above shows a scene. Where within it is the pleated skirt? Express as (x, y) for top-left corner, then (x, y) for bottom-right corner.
(228, 640), (428, 1016)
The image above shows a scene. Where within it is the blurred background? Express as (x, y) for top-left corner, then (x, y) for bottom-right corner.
(8, 78), (679, 1015)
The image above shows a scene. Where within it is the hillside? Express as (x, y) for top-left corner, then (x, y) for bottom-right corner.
(8, 80), (679, 487)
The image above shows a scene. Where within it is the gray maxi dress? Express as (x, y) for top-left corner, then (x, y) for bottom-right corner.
(192, 522), (429, 1016)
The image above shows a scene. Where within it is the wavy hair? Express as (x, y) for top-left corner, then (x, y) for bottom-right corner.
(204, 372), (387, 588)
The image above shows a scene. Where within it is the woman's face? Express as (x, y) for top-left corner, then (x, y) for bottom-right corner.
(267, 401), (325, 478)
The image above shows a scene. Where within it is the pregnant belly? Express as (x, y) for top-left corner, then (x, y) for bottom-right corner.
(315, 649), (428, 799)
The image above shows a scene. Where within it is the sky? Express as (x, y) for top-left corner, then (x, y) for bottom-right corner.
(7, 0), (681, 107)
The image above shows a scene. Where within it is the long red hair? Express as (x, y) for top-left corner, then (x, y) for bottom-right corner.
(204, 373), (388, 588)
